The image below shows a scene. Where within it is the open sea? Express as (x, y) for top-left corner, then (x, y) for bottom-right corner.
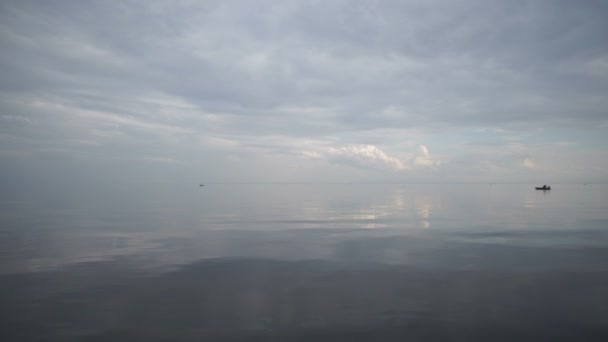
(1, 183), (607, 341)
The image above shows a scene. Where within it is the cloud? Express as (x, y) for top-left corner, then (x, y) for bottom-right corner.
(414, 145), (440, 169)
(141, 157), (180, 164)
(0, 1), (607, 183)
(522, 157), (536, 169)
(3, 0), (607, 134)
(0, 115), (34, 125)
(304, 144), (441, 172)
(324, 145), (407, 171)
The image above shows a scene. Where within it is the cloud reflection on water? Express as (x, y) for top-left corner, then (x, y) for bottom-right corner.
(1, 184), (607, 274)
(2, 184), (608, 341)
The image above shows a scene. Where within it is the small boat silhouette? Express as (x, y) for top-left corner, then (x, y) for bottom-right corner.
(535, 185), (551, 190)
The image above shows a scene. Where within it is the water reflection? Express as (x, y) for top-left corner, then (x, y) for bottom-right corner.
(415, 196), (433, 228)
(2, 184), (608, 273)
(2, 184), (608, 340)
(524, 186), (554, 209)
(335, 186), (439, 230)
(2, 256), (607, 341)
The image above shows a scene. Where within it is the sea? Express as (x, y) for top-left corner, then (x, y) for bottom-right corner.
(1, 183), (607, 341)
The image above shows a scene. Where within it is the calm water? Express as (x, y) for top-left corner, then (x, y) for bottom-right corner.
(1, 183), (607, 341)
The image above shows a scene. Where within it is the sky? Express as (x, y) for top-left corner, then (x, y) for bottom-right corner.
(1, 0), (607, 191)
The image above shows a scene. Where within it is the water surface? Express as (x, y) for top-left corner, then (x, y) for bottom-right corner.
(1, 184), (607, 341)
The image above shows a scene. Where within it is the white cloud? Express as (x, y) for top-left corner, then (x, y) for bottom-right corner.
(522, 157), (536, 169)
(308, 145), (406, 171)
(413, 145), (440, 169)
(303, 144), (440, 172)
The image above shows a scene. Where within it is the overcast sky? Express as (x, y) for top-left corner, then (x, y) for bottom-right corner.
(1, 0), (607, 189)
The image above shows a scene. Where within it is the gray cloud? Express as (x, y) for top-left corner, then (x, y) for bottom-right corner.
(1, 0), (607, 184)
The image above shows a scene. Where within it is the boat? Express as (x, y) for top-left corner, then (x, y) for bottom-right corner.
(535, 185), (551, 190)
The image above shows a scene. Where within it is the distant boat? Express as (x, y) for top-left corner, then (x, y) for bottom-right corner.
(535, 185), (551, 190)
(200, 184), (204, 187)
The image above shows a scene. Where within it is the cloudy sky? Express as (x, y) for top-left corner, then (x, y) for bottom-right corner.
(1, 0), (607, 189)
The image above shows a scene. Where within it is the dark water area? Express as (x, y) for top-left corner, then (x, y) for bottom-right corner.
(1, 184), (608, 341)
